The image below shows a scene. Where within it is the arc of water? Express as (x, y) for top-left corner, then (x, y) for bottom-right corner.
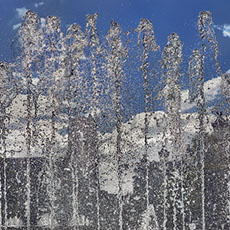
(44, 14), (65, 229)
(86, 13), (101, 116)
(161, 32), (184, 230)
(16, 11), (44, 229)
(136, 18), (160, 229)
(198, 13), (229, 226)
(198, 23), (228, 228)
(85, 13), (102, 230)
(197, 11), (222, 229)
(106, 20), (127, 230)
(188, 49), (206, 230)
(65, 22), (88, 229)
(198, 11), (222, 78)
(65, 26), (79, 230)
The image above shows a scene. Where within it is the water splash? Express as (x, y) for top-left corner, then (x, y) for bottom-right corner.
(0, 9), (229, 230)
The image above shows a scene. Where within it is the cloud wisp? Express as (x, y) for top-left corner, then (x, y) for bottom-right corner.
(16, 7), (29, 19)
(35, 2), (45, 8)
(215, 24), (230, 38)
(12, 7), (29, 30)
(181, 76), (222, 112)
(12, 23), (21, 30)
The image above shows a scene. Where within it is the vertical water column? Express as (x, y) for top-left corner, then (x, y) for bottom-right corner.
(66, 21), (100, 228)
(198, 12), (229, 227)
(16, 11), (43, 229)
(188, 49), (206, 229)
(65, 22), (88, 229)
(198, 11), (222, 79)
(0, 62), (18, 229)
(43, 15), (64, 229)
(68, 116), (98, 229)
(158, 148), (170, 230)
(161, 33), (184, 230)
(221, 73), (230, 227)
(135, 18), (160, 230)
(198, 11), (223, 229)
(85, 13), (103, 230)
(199, 13), (230, 228)
(0, 63), (8, 230)
(106, 21), (127, 230)
(85, 13), (101, 114)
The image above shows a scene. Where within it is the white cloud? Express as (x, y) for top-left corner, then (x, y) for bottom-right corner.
(181, 76), (222, 112)
(215, 24), (230, 38)
(12, 23), (21, 30)
(223, 24), (230, 38)
(35, 2), (45, 8)
(214, 25), (222, 30)
(16, 7), (29, 19)
(11, 7), (28, 30)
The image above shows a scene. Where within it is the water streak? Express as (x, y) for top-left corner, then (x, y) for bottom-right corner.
(106, 20), (127, 230)
(161, 32), (184, 230)
(136, 18), (160, 229)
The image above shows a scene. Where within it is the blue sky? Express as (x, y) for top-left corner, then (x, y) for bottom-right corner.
(0, 0), (230, 76)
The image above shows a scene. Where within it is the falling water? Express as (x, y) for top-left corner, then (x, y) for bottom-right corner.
(135, 18), (160, 229)
(106, 20), (127, 230)
(221, 73), (230, 225)
(0, 9), (229, 230)
(85, 14), (102, 229)
(158, 148), (169, 230)
(85, 13), (101, 114)
(198, 11), (222, 78)
(45, 15), (63, 228)
(0, 62), (17, 229)
(161, 32), (184, 230)
(65, 21), (88, 229)
(197, 11), (225, 230)
(188, 49), (206, 230)
(17, 11), (43, 229)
